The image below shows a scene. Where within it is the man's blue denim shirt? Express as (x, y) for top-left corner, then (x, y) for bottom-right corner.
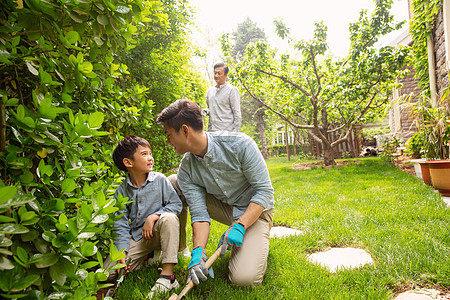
(178, 132), (274, 224)
(113, 172), (182, 252)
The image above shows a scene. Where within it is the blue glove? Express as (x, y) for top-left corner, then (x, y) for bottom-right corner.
(217, 222), (246, 257)
(187, 246), (214, 285)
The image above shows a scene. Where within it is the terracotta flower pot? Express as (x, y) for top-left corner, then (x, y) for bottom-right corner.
(427, 159), (450, 196)
(419, 161), (432, 185)
(410, 158), (426, 179)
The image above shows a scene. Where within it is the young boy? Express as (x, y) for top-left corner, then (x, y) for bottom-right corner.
(109, 135), (182, 298)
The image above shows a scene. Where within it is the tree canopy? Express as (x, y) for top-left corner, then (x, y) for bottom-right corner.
(234, 0), (408, 165)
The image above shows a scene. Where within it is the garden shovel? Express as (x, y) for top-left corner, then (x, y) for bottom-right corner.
(105, 257), (132, 298)
(167, 245), (223, 300)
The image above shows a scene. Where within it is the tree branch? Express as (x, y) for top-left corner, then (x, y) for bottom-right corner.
(256, 69), (311, 97)
(240, 79), (316, 130)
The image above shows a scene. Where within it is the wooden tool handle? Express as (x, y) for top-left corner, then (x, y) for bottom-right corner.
(175, 245), (223, 300)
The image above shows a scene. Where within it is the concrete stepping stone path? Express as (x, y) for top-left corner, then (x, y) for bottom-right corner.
(307, 247), (374, 272)
(270, 226), (303, 238)
(443, 196), (450, 207)
(394, 288), (448, 300)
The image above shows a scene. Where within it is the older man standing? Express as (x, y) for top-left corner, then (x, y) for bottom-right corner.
(205, 62), (241, 132)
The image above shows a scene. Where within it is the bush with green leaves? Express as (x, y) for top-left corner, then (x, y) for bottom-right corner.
(0, 0), (202, 298)
(405, 131), (424, 159)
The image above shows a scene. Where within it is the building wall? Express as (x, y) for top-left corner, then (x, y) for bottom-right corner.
(433, 5), (449, 96)
(399, 64), (421, 132)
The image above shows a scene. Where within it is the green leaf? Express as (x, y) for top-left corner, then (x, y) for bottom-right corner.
(40, 70), (52, 84)
(21, 116), (35, 128)
(10, 275), (39, 292)
(61, 178), (76, 193)
(78, 61), (93, 74)
(19, 170), (34, 184)
(21, 229), (39, 242)
(116, 5), (131, 14)
(92, 214), (108, 224)
(5, 97), (19, 106)
(0, 215), (15, 222)
(50, 264), (66, 286)
(74, 124), (92, 137)
(0, 223), (29, 234)
(80, 241), (95, 257)
(20, 211), (37, 223)
(0, 236), (12, 247)
(0, 248), (12, 255)
(97, 15), (109, 25)
(81, 261), (99, 269)
(26, 61), (39, 76)
(61, 92), (73, 103)
(88, 111), (104, 129)
(38, 96), (57, 119)
(32, 252), (59, 268)
(0, 53), (12, 65)
(83, 184), (94, 196)
(0, 193), (36, 208)
(16, 247), (28, 264)
(0, 257), (15, 270)
(0, 186), (17, 203)
(65, 31), (79, 44)
(42, 231), (57, 242)
(12, 36), (20, 47)
(17, 105), (25, 120)
(59, 214), (68, 224)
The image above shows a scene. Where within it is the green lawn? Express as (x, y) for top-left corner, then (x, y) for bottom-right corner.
(115, 157), (450, 299)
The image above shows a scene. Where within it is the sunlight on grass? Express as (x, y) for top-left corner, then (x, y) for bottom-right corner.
(115, 157), (450, 299)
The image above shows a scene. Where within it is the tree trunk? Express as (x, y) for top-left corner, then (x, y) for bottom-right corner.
(293, 129), (297, 156)
(256, 108), (269, 159)
(284, 122), (290, 161)
(322, 142), (336, 166)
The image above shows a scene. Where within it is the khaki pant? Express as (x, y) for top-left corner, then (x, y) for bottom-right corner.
(106, 212), (179, 281)
(168, 174), (273, 286)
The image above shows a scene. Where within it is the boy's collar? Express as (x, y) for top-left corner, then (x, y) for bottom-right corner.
(126, 172), (155, 188)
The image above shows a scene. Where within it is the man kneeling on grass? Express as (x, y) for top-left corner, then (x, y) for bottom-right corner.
(106, 135), (182, 298)
(157, 99), (274, 287)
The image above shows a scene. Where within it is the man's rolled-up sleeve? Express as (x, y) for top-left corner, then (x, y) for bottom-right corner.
(240, 138), (274, 208)
(178, 161), (210, 224)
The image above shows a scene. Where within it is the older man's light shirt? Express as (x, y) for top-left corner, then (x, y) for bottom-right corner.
(206, 82), (241, 132)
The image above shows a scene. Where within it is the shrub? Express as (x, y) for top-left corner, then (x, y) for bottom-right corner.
(405, 131), (424, 159)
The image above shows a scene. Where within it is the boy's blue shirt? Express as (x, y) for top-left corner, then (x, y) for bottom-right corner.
(113, 172), (182, 252)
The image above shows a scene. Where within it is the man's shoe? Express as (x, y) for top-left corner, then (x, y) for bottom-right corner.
(148, 275), (179, 299)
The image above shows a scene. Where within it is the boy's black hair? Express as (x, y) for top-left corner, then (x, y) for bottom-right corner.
(113, 135), (151, 172)
(156, 99), (204, 132)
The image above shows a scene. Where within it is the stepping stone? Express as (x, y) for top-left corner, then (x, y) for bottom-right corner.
(394, 288), (448, 300)
(270, 226), (303, 238)
(307, 247), (373, 272)
(443, 196), (450, 208)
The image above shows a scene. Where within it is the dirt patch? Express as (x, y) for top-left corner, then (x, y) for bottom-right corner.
(392, 155), (416, 176)
(292, 160), (362, 170)
(291, 156), (416, 177)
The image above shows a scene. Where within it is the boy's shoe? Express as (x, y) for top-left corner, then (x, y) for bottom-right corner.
(148, 275), (179, 299)
(178, 246), (190, 258)
(145, 249), (161, 266)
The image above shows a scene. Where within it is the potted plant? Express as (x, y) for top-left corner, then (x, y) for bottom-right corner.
(406, 131), (426, 179)
(414, 92), (450, 195)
